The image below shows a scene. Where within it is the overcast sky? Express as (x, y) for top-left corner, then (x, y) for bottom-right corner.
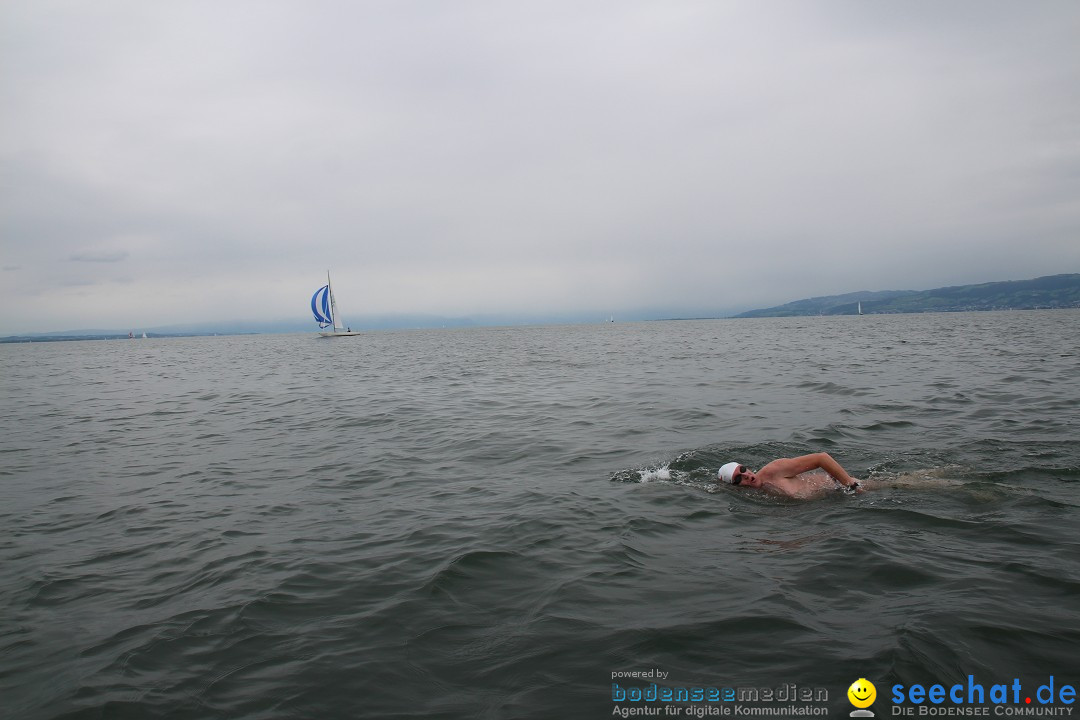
(2, 1), (1079, 333)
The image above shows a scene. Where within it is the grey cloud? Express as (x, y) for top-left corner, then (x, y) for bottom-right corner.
(69, 250), (129, 263)
(1, 1), (1078, 333)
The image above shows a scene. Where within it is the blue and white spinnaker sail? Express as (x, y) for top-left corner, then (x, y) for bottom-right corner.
(311, 285), (333, 328)
(311, 272), (358, 336)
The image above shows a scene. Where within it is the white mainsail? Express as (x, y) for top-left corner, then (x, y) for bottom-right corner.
(328, 273), (344, 332)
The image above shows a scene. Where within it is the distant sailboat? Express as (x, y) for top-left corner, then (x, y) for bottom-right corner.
(142, 332), (147, 339)
(312, 272), (362, 338)
(857, 302), (863, 316)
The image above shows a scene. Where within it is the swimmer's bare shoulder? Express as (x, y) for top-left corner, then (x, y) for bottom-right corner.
(761, 453), (864, 494)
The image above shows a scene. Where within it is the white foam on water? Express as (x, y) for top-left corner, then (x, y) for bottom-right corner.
(638, 466), (672, 483)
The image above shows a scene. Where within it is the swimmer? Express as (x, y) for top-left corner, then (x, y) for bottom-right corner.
(719, 453), (863, 499)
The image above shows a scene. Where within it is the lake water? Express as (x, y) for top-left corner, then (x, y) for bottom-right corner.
(2, 311), (1078, 719)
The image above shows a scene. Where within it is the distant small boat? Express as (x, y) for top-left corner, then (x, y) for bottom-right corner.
(128, 331), (134, 339)
(312, 272), (362, 338)
(857, 302), (863, 316)
(142, 332), (147, 339)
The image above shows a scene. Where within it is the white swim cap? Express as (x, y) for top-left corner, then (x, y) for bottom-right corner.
(718, 462), (741, 484)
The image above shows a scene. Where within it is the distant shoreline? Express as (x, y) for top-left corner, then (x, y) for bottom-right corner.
(4, 304), (1079, 343)
(0, 332), (255, 344)
(734, 273), (1080, 318)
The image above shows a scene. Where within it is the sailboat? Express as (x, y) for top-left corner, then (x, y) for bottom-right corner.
(857, 302), (863, 316)
(311, 272), (362, 338)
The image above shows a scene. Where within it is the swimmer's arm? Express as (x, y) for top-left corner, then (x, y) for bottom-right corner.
(773, 453), (862, 490)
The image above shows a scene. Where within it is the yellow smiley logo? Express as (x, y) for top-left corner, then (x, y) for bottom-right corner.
(848, 678), (877, 708)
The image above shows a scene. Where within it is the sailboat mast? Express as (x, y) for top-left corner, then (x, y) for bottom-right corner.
(327, 270), (344, 332)
(327, 270), (335, 333)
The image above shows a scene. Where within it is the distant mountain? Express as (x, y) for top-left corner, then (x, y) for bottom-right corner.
(735, 274), (1080, 318)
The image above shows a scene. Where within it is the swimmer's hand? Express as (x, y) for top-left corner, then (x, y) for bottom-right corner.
(844, 480), (864, 495)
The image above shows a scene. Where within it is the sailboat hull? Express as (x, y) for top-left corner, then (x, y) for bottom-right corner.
(317, 331), (362, 337)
